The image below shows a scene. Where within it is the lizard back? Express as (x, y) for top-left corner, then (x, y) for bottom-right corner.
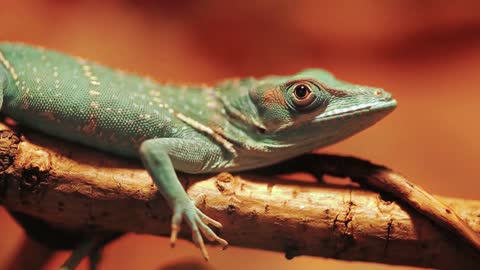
(0, 43), (223, 158)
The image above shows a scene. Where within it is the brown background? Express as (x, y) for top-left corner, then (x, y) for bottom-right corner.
(1, 1), (480, 269)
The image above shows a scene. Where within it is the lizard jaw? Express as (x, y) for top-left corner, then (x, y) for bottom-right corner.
(314, 99), (397, 123)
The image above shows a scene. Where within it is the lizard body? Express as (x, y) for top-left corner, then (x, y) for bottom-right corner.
(0, 43), (400, 258)
(0, 44), (395, 172)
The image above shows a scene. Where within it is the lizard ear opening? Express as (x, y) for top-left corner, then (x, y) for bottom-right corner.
(247, 83), (295, 134)
(255, 126), (267, 134)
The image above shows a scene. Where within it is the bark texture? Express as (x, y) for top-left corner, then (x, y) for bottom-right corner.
(0, 123), (479, 269)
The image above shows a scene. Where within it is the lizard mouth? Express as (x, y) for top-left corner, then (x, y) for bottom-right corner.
(314, 99), (397, 122)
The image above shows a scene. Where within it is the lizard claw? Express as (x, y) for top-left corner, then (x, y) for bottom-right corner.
(170, 224), (180, 248)
(170, 199), (228, 259)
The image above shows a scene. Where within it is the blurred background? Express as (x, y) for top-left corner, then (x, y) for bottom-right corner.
(1, 0), (480, 269)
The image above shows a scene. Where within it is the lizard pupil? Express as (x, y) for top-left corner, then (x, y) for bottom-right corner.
(294, 84), (309, 99)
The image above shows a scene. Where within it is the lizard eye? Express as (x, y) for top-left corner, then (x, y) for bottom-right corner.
(292, 83), (315, 107)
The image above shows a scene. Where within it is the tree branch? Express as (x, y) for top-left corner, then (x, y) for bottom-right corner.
(0, 123), (479, 269)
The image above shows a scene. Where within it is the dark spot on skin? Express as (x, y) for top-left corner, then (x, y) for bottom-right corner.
(292, 190), (298, 199)
(227, 204), (236, 215)
(445, 209), (451, 214)
(264, 204), (270, 213)
(81, 117), (97, 136)
(152, 158), (161, 167)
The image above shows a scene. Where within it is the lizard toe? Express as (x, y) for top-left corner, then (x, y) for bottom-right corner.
(170, 210), (183, 248)
(196, 208), (223, 229)
(172, 200), (227, 259)
(184, 208), (209, 261)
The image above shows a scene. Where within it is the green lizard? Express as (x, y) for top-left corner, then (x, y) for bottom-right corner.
(0, 43), (478, 263)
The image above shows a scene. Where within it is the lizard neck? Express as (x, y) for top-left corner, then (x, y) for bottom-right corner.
(214, 79), (290, 153)
(216, 79), (266, 134)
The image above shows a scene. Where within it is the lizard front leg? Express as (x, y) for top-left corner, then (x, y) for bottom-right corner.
(139, 138), (228, 260)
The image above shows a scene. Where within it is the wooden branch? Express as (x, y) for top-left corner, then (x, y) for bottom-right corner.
(0, 123), (479, 269)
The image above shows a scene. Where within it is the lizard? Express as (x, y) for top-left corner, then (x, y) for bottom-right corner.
(0, 43), (478, 264)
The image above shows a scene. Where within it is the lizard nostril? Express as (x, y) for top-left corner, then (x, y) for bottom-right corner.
(373, 89), (383, 97)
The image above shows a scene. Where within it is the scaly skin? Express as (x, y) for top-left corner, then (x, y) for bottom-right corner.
(0, 43), (396, 259)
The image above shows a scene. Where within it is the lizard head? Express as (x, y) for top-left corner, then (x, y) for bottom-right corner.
(221, 69), (397, 155)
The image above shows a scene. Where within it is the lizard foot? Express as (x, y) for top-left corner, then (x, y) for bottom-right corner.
(170, 197), (228, 261)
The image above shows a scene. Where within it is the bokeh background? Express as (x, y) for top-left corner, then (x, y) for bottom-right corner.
(1, 1), (480, 269)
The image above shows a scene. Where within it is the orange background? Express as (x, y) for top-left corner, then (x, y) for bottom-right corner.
(1, 1), (480, 269)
